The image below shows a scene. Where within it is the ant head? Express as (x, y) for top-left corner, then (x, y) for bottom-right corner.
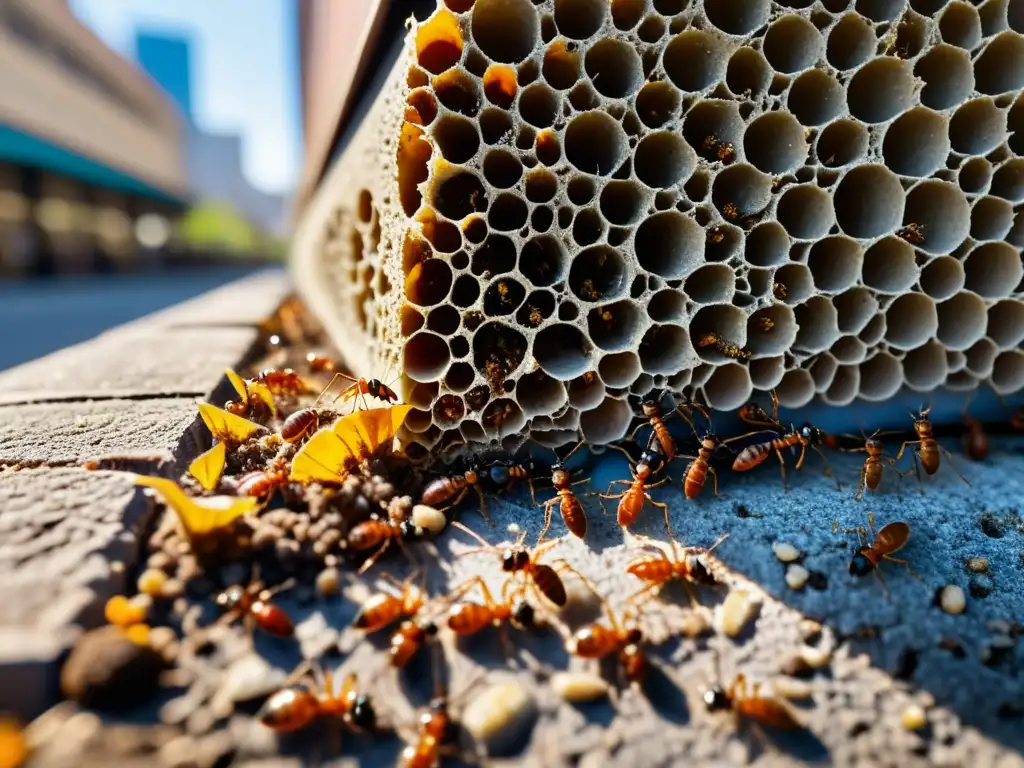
(349, 694), (377, 730)
(624, 626), (643, 645)
(640, 399), (657, 416)
(421, 620), (439, 637)
(501, 547), (530, 572)
(215, 586), (244, 610)
(865, 437), (884, 453)
(687, 554), (717, 585)
(464, 467), (480, 484)
(849, 549), (875, 577)
(400, 519), (422, 541)
(428, 696), (448, 714)
(703, 686), (731, 712)
(551, 465), (571, 487)
(511, 598), (537, 630)
(486, 463), (510, 487)
(799, 424), (825, 444)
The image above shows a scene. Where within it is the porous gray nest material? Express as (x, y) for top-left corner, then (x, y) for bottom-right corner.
(292, 0), (1024, 458)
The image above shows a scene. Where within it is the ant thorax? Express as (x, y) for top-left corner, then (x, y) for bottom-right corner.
(685, 553), (715, 584)
(849, 549), (875, 576)
(501, 548), (530, 572)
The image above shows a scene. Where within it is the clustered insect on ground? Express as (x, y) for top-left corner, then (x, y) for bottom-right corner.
(6, 296), (1024, 767)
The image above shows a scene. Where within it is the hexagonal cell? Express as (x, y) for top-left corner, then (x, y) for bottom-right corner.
(703, 364), (754, 411)
(636, 82), (682, 129)
(585, 38), (643, 98)
(635, 131), (697, 189)
(685, 263), (735, 304)
(884, 293), (938, 350)
(991, 349), (1024, 394)
(858, 352), (903, 402)
(862, 237), (918, 293)
(833, 165), (904, 239)
(794, 295), (841, 353)
(989, 300), (1024, 349)
(432, 171), (488, 220)
(416, 9), (464, 75)
(919, 255), (965, 300)
(542, 40), (581, 90)
(517, 369), (569, 417)
(774, 262), (815, 305)
(519, 235), (566, 287)
(848, 58), (915, 123)
(482, 275), (527, 317)
(949, 98), (1008, 156)
(974, 31), (1024, 95)
(809, 352), (839, 392)
(991, 158), (1024, 203)
(746, 304), (798, 356)
(726, 48), (772, 99)
(482, 149), (524, 189)
(964, 242), (1024, 298)
(691, 303), (748, 362)
(598, 351), (642, 388)
(935, 291), (990, 352)
(481, 398), (527, 437)
(831, 335), (868, 365)
(821, 364), (859, 406)
(519, 83), (560, 128)
(903, 340), (949, 391)
(965, 337), (999, 378)
(580, 397), (632, 444)
(599, 182), (649, 227)
(472, 0), (539, 63)
(742, 222), (789, 268)
(959, 157), (993, 194)
(788, 69), (846, 126)
(763, 15), (824, 74)
(405, 258), (454, 306)
(568, 245), (626, 302)
(882, 108), (950, 178)
(808, 235), (862, 292)
(971, 196), (1015, 241)
(433, 68), (483, 116)
(646, 288), (686, 323)
(743, 113), (808, 174)
(939, 1), (983, 49)
(566, 371), (605, 409)
(704, 0), (770, 35)
(902, 181), (971, 255)
(639, 323), (696, 373)
(404, 331), (452, 382)
(827, 14), (876, 71)
(634, 211), (704, 279)
(664, 30), (730, 92)
(588, 300), (644, 352)
(816, 119), (869, 168)
(683, 100), (745, 163)
(565, 112), (629, 176)
(711, 164), (773, 221)
(535, 323), (593, 380)
(777, 184), (835, 240)
(750, 355), (787, 389)
(554, 0), (607, 39)
(915, 44), (975, 111)
(777, 368), (817, 408)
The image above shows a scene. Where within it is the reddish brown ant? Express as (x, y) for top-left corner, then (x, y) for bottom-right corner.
(842, 429), (901, 501)
(626, 533), (729, 606)
(321, 370), (399, 411)
(445, 576), (541, 646)
(215, 569), (295, 637)
(833, 512), (919, 592)
(389, 615), (440, 669)
(255, 367), (309, 398)
(306, 352), (339, 373)
(594, 441), (673, 536)
(347, 505), (424, 575)
(352, 571), (427, 632)
(236, 457), (289, 497)
(627, 397), (678, 462)
(451, 521), (581, 608)
(704, 672), (803, 731)
(680, 404), (723, 501)
(397, 661), (483, 768)
(421, 464), (490, 525)
(567, 580), (648, 684)
(258, 660), (375, 733)
(536, 440), (591, 540)
(729, 392), (839, 491)
(895, 406), (970, 488)
(962, 394), (989, 462)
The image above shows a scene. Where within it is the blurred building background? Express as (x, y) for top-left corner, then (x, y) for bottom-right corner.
(0, 0), (188, 276)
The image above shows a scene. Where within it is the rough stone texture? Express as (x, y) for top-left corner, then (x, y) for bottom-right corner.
(0, 399), (199, 469)
(0, 469), (154, 720)
(293, 1), (1024, 460)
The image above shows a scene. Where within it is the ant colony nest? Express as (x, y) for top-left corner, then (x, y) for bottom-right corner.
(292, 0), (1024, 460)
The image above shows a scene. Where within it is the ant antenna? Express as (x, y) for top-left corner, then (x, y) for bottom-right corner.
(557, 439), (587, 465)
(450, 520), (492, 549)
(706, 532), (731, 555)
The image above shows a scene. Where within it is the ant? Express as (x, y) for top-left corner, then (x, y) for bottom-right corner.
(322, 370), (399, 411)
(626, 397), (679, 462)
(567, 582), (648, 684)
(445, 576), (541, 650)
(451, 521), (579, 608)
(626, 532), (730, 607)
(730, 391), (839, 491)
(833, 512), (919, 592)
(347, 506), (423, 575)
(254, 367), (309, 398)
(680, 404), (724, 501)
(215, 569), (295, 637)
(279, 375), (343, 443)
(536, 440), (591, 540)
(390, 615), (440, 669)
(352, 571), (427, 632)
(397, 658), (483, 768)
(895, 406), (971, 488)
(258, 660), (375, 733)
(703, 672), (803, 732)
(225, 379), (274, 421)
(696, 332), (751, 360)
(421, 463), (491, 525)
(842, 429), (901, 501)
(595, 440), (673, 536)
(962, 394), (989, 462)
(306, 352), (339, 373)
(478, 457), (536, 495)
(236, 457), (289, 497)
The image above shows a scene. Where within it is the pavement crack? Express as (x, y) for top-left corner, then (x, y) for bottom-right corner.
(0, 392), (204, 408)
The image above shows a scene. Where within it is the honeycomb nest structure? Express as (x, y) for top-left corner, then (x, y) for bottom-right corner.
(292, 0), (1024, 460)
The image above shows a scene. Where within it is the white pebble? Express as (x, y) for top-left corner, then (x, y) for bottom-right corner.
(939, 585), (966, 615)
(798, 619), (822, 640)
(719, 589), (760, 638)
(507, 522), (521, 534)
(773, 541), (802, 563)
(785, 564), (810, 591)
(967, 557), (989, 573)
(411, 504), (447, 535)
(772, 677), (814, 701)
(901, 703), (928, 731)
(462, 682), (537, 748)
(799, 644), (833, 669)
(212, 655), (285, 713)
(550, 672), (609, 703)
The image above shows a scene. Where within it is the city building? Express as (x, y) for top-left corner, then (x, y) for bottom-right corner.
(134, 30), (288, 235)
(0, 0), (189, 275)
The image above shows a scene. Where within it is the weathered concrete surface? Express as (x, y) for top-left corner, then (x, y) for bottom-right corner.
(0, 398), (200, 469)
(0, 469), (154, 720)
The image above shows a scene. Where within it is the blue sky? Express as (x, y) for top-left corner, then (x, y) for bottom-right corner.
(70, 0), (302, 196)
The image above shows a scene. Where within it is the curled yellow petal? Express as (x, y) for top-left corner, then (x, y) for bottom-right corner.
(225, 368), (248, 401)
(135, 475), (260, 539)
(198, 402), (263, 444)
(188, 441), (227, 491)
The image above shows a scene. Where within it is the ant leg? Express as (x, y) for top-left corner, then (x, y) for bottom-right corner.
(571, 476), (592, 487)
(646, 477), (670, 490)
(883, 555), (924, 581)
(626, 580), (665, 606)
(855, 467), (867, 502)
(357, 538), (392, 576)
(527, 479), (540, 507)
(938, 444), (972, 487)
(866, 511), (877, 537)
(773, 448), (789, 492)
(708, 466), (719, 496)
(473, 484), (492, 527)
(894, 439), (923, 463)
(538, 499), (558, 542)
(812, 446), (841, 490)
(647, 494), (675, 539)
(436, 487), (470, 517)
(442, 575), (491, 606)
